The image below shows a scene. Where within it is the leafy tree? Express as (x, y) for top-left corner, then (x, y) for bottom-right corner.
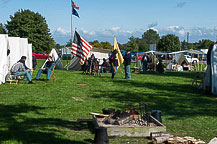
(89, 40), (100, 46)
(89, 40), (113, 49)
(121, 36), (148, 52)
(65, 39), (72, 47)
(101, 42), (113, 49)
(0, 23), (6, 34)
(196, 39), (214, 50)
(93, 42), (103, 49)
(121, 41), (139, 51)
(142, 29), (160, 45)
(181, 40), (188, 50)
(6, 9), (55, 52)
(158, 34), (180, 51)
(55, 44), (64, 50)
(128, 41), (139, 52)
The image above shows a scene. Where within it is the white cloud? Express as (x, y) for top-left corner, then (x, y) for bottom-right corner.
(111, 27), (121, 31)
(52, 26), (217, 45)
(150, 28), (159, 33)
(54, 27), (70, 36)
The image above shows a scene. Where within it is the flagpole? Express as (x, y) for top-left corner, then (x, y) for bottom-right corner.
(68, 0), (73, 71)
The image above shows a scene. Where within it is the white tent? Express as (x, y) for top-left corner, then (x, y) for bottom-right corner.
(67, 51), (109, 70)
(19, 38), (32, 69)
(27, 44), (33, 69)
(87, 51), (109, 64)
(0, 34), (9, 84)
(42, 48), (64, 69)
(8, 37), (21, 69)
(211, 45), (217, 94)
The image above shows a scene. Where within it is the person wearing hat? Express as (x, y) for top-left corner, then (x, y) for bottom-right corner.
(18, 56), (29, 70)
(123, 50), (131, 79)
(109, 50), (118, 79)
(11, 57), (33, 84)
(101, 58), (109, 73)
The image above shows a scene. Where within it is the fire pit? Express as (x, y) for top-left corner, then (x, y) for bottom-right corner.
(90, 104), (166, 137)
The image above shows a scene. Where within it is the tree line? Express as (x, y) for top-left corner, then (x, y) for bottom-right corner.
(0, 9), (215, 52)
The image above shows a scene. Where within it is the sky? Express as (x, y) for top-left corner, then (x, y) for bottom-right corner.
(1, 0), (217, 45)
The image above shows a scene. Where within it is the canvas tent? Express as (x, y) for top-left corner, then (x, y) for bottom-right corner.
(0, 35), (33, 85)
(211, 45), (217, 94)
(42, 49), (64, 70)
(200, 45), (217, 94)
(175, 53), (189, 65)
(166, 53), (188, 71)
(0, 34), (9, 84)
(8, 37), (21, 69)
(67, 56), (81, 70)
(27, 44), (33, 69)
(19, 38), (32, 69)
(87, 51), (109, 64)
(67, 50), (109, 70)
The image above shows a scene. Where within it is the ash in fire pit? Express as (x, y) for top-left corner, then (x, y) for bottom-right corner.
(102, 103), (157, 127)
(90, 103), (166, 137)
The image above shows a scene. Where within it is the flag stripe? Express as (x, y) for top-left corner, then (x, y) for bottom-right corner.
(81, 36), (92, 49)
(71, 31), (93, 65)
(72, 44), (88, 56)
(72, 49), (87, 59)
(71, 0), (79, 10)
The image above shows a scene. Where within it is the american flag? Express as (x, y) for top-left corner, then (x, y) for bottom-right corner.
(72, 31), (92, 65)
(71, 0), (79, 10)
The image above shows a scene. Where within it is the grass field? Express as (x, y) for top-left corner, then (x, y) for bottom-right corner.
(0, 60), (217, 144)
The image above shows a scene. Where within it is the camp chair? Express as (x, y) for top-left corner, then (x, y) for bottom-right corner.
(6, 72), (21, 84)
(192, 72), (205, 86)
(49, 66), (56, 82)
(6, 70), (33, 84)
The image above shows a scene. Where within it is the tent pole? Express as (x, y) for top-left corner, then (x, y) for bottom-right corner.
(190, 49), (192, 71)
(201, 54), (203, 71)
(197, 54), (199, 71)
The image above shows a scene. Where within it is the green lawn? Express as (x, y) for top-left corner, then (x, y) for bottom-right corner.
(0, 60), (216, 144)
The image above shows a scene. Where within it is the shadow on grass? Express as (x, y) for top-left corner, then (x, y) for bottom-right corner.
(0, 104), (92, 144)
(91, 78), (217, 120)
(137, 71), (198, 79)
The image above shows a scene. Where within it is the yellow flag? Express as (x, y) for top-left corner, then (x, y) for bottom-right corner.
(114, 36), (124, 69)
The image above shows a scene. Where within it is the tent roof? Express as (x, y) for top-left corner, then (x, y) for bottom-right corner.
(175, 53), (189, 65)
(185, 49), (206, 55)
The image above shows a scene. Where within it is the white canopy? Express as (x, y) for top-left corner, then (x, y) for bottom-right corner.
(42, 48), (64, 69)
(0, 34), (9, 84)
(185, 49), (205, 55)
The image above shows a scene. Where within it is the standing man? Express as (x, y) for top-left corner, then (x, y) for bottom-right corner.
(109, 50), (118, 79)
(204, 44), (214, 93)
(101, 58), (109, 73)
(123, 50), (131, 79)
(141, 53), (149, 72)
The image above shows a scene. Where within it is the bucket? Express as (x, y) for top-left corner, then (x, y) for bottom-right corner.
(151, 110), (162, 123)
(94, 127), (109, 144)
